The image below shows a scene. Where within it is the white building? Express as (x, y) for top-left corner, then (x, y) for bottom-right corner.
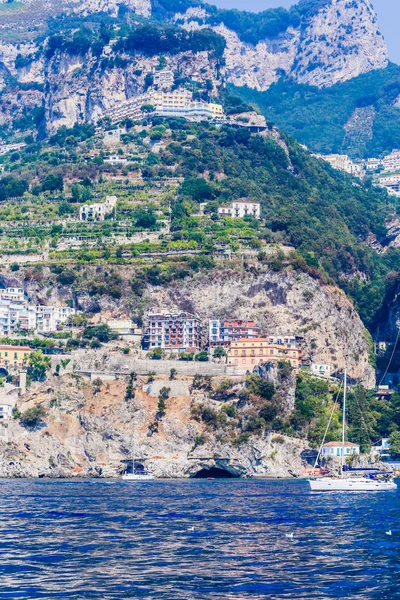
(378, 174), (400, 196)
(321, 442), (360, 458)
(0, 404), (13, 420)
(365, 158), (382, 172)
(371, 438), (391, 458)
(105, 88), (224, 125)
(36, 306), (76, 333)
(218, 200), (261, 219)
(153, 69), (174, 90)
(80, 195), (117, 222)
(311, 363), (331, 378)
(144, 312), (202, 352)
(382, 151), (400, 172)
(0, 288), (25, 303)
(104, 155), (128, 165)
(0, 301), (36, 336)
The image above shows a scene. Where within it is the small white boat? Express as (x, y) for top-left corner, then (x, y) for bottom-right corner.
(122, 431), (154, 481)
(308, 369), (397, 492)
(122, 472), (154, 481)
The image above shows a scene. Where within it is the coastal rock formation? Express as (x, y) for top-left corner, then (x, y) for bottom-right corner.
(0, 374), (306, 479)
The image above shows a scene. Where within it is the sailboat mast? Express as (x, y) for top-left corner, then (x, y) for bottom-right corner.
(341, 368), (347, 478)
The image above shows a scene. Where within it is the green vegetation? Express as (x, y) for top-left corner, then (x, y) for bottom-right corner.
(18, 405), (47, 428)
(154, 0), (331, 44)
(234, 63), (400, 158)
(28, 351), (51, 382)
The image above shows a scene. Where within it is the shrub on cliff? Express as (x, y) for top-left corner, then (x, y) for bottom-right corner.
(19, 405), (47, 429)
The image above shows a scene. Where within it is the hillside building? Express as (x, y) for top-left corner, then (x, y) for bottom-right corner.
(227, 338), (302, 373)
(0, 288), (25, 303)
(105, 88), (224, 125)
(0, 345), (32, 371)
(80, 196), (117, 222)
(218, 199), (261, 219)
(153, 69), (174, 91)
(209, 319), (261, 349)
(321, 442), (360, 458)
(35, 306), (75, 333)
(143, 313), (202, 352)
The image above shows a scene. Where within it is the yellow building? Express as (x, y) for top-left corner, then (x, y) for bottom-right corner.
(227, 338), (301, 373)
(210, 103), (224, 118)
(0, 345), (32, 371)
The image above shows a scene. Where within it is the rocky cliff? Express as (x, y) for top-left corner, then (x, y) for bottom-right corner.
(0, 373), (307, 479)
(0, 0), (388, 133)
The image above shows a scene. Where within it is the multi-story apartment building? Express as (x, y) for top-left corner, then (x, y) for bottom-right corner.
(227, 338), (302, 373)
(36, 306), (75, 333)
(0, 345), (31, 371)
(153, 69), (174, 91)
(0, 302), (36, 336)
(143, 313), (202, 352)
(209, 319), (261, 349)
(218, 200), (261, 219)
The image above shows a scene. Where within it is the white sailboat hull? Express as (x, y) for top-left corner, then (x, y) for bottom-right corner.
(122, 473), (154, 481)
(308, 477), (397, 492)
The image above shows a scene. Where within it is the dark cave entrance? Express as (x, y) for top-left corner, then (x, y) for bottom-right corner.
(191, 467), (239, 479)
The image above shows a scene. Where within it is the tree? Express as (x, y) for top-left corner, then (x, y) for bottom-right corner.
(83, 324), (115, 343)
(388, 432), (400, 457)
(19, 405), (47, 428)
(157, 386), (171, 419)
(170, 368), (177, 380)
(42, 173), (64, 192)
(213, 346), (227, 358)
(195, 351), (209, 362)
(28, 351), (51, 382)
(134, 206), (157, 229)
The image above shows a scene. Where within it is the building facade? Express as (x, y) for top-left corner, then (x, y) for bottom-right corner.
(0, 345), (32, 371)
(36, 306), (75, 333)
(209, 319), (261, 348)
(321, 442), (360, 458)
(218, 200), (261, 219)
(80, 196), (117, 222)
(310, 363), (331, 378)
(143, 313), (202, 352)
(227, 338), (302, 373)
(0, 287), (25, 303)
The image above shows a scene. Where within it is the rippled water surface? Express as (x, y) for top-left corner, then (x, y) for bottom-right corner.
(0, 479), (399, 599)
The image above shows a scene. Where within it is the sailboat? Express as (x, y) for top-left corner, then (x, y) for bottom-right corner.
(308, 369), (397, 492)
(122, 434), (154, 481)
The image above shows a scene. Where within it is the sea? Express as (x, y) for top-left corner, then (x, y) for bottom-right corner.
(0, 478), (399, 599)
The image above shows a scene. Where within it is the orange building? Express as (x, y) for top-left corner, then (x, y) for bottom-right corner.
(227, 338), (302, 373)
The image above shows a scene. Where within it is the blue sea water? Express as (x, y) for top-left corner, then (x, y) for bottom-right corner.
(0, 479), (399, 599)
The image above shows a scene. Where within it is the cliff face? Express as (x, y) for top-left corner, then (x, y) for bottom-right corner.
(0, 374), (307, 479)
(145, 267), (375, 387)
(0, 0), (388, 132)
(177, 0), (388, 91)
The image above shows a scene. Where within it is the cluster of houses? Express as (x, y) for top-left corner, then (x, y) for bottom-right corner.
(315, 150), (400, 197)
(142, 313), (305, 374)
(0, 287), (75, 338)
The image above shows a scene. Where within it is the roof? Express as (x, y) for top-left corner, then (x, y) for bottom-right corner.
(322, 441), (359, 448)
(0, 345), (32, 351)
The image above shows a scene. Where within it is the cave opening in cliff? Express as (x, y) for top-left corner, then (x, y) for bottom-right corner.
(191, 467), (239, 479)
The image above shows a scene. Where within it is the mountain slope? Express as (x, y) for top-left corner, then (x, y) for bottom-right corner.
(234, 63), (400, 159)
(0, 0), (389, 136)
